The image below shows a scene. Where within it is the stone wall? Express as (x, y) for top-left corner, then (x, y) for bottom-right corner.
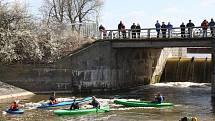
(0, 40), (163, 93)
(56, 41), (163, 92)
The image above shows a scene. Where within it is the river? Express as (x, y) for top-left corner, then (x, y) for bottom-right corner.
(0, 82), (215, 121)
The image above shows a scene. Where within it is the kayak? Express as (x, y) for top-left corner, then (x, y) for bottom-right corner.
(38, 97), (92, 108)
(5, 109), (24, 114)
(114, 100), (173, 107)
(54, 105), (109, 116)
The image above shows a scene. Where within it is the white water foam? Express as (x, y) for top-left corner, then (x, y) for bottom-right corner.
(151, 82), (211, 88)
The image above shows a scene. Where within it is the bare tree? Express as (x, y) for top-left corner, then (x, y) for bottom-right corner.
(42, 0), (103, 32)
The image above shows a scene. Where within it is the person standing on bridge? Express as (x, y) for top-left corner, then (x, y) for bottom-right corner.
(180, 22), (186, 38)
(166, 22), (173, 38)
(161, 22), (167, 38)
(209, 18), (215, 37)
(155, 20), (161, 38)
(99, 25), (107, 39)
(118, 21), (124, 38)
(186, 20), (195, 38)
(131, 23), (137, 38)
(201, 19), (209, 38)
(121, 24), (126, 38)
(136, 23), (141, 38)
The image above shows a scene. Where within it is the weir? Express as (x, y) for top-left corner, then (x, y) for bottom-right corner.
(160, 58), (211, 83)
(0, 26), (215, 97)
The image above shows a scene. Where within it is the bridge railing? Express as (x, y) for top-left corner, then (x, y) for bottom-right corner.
(99, 26), (215, 40)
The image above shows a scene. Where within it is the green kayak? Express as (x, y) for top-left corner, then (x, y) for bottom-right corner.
(54, 105), (109, 116)
(114, 100), (173, 107)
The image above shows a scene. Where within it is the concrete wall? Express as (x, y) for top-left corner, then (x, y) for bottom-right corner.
(56, 41), (163, 92)
(0, 41), (163, 93)
(0, 64), (74, 92)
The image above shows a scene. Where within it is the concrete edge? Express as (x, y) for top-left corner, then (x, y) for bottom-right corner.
(0, 92), (35, 100)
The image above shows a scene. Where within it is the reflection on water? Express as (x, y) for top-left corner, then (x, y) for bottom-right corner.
(0, 82), (215, 121)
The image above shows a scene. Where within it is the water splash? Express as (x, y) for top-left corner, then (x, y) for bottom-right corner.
(151, 82), (211, 88)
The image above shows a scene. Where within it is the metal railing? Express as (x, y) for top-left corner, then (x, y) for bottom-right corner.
(99, 26), (215, 40)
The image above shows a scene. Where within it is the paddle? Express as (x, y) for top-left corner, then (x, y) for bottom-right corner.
(77, 97), (92, 104)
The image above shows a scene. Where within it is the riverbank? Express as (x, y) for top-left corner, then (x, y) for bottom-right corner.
(0, 81), (34, 102)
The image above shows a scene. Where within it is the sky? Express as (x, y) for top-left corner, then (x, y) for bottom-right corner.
(6, 0), (215, 29)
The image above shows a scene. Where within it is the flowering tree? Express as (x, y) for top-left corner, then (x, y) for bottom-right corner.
(0, 0), (97, 64)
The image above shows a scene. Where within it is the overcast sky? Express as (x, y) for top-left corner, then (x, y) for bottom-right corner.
(6, 0), (215, 29)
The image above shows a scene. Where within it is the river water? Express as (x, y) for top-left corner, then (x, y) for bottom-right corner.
(0, 82), (215, 121)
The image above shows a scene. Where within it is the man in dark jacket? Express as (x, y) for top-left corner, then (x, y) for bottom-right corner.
(70, 98), (79, 110)
(209, 18), (215, 37)
(180, 22), (186, 38)
(89, 96), (100, 108)
(155, 20), (161, 38)
(130, 23), (136, 38)
(161, 22), (167, 38)
(186, 20), (195, 38)
(136, 24), (141, 38)
(118, 21), (124, 38)
(166, 22), (173, 38)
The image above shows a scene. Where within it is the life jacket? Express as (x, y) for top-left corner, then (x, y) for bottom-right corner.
(10, 103), (18, 110)
(50, 100), (58, 104)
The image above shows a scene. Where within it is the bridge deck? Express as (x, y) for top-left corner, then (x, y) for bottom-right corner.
(101, 37), (213, 48)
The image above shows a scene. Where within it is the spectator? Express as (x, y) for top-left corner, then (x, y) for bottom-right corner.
(161, 22), (167, 38)
(186, 20), (195, 38)
(99, 24), (107, 39)
(209, 18), (215, 37)
(121, 24), (126, 38)
(131, 23), (136, 38)
(201, 19), (209, 38)
(180, 22), (186, 38)
(118, 21), (124, 38)
(155, 20), (161, 38)
(136, 23), (141, 38)
(166, 22), (173, 38)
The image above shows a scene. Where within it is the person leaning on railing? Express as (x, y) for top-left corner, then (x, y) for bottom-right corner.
(161, 22), (167, 38)
(131, 23), (136, 39)
(186, 20), (195, 38)
(209, 18), (215, 37)
(166, 22), (173, 38)
(136, 23), (141, 38)
(180, 22), (186, 38)
(201, 19), (209, 38)
(121, 24), (126, 38)
(118, 21), (124, 38)
(99, 24), (107, 39)
(155, 20), (161, 38)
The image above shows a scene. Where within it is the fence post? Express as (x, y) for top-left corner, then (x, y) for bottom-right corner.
(147, 29), (151, 38)
(109, 30), (113, 39)
(100, 31), (103, 39)
(129, 30), (132, 39)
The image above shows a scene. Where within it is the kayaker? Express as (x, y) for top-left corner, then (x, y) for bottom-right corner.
(49, 95), (58, 105)
(70, 98), (79, 110)
(9, 101), (19, 111)
(89, 96), (100, 108)
(151, 92), (164, 103)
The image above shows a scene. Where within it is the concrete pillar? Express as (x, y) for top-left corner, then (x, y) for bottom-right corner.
(212, 37), (215, 98)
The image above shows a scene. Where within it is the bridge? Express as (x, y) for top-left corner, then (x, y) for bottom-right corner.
(98, 26), (215, 96)
(1, 26), (215, 96)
